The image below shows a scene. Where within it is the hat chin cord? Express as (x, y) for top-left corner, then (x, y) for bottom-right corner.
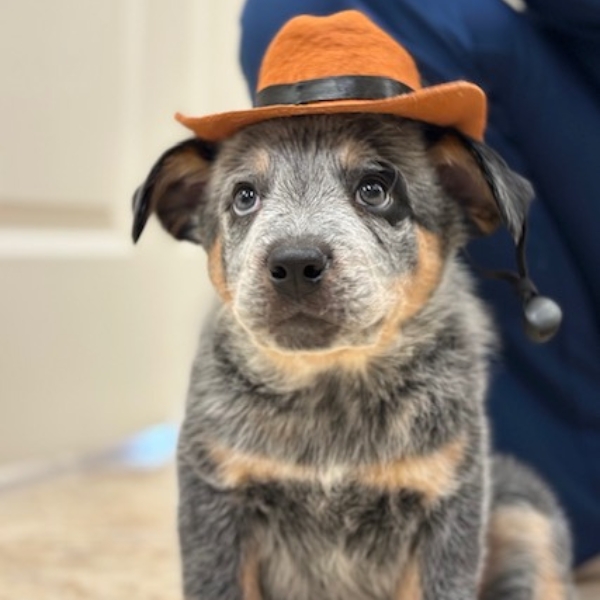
(475, 223), (562, 343)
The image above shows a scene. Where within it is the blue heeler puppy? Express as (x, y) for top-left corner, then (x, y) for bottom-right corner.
(132, 11), (572, 600)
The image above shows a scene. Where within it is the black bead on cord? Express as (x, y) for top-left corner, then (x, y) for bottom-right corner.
(478, 223), (562, 343)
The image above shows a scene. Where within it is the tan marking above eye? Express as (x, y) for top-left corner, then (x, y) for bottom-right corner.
(252, 147), (271, 175)
(209, 434), (466, 503)
(338, 140), (368, 170)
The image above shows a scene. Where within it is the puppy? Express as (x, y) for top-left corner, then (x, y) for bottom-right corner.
(133, 114), (574, 600)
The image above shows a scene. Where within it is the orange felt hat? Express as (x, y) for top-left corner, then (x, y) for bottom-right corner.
(176, 10), (487, 142)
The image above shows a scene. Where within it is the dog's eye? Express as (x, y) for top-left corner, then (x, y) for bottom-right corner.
(232, 184), (261, 216)
(355, 177), (392, 210)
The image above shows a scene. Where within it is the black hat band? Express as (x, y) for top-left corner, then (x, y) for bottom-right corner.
(255, 75), (414, 107)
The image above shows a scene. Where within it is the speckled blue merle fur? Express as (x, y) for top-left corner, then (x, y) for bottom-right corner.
(133, 114), (575, 600)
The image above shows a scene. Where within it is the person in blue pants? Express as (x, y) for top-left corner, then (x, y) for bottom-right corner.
(239, 0), (600, 568)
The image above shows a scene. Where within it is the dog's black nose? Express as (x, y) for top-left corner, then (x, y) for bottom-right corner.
(267, 244), (330, 298)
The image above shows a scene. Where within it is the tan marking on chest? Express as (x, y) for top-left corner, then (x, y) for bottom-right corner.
(396, 556), (422, 600)
(483, 505), (567, 600)
(210, 435), (466, 502)
(358, 435), (465, 500)
(241, 549), (262, 600)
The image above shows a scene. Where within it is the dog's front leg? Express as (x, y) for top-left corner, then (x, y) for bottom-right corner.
(177, 457), (259, 600)
(404, 485), (485, 600)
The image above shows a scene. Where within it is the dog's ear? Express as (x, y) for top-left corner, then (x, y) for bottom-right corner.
(428, 133), (533, 241)
(132, 138), (217, 244)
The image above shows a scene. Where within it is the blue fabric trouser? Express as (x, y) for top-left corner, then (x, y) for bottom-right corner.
(239, 0), (600, 565)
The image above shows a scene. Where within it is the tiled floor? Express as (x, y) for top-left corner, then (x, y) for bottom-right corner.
(0, 464), (597, 600)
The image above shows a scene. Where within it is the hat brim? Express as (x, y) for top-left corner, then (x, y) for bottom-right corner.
(176, 81), (486, 142)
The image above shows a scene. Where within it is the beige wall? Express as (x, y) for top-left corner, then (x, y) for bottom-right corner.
(0, 0), (248, 466)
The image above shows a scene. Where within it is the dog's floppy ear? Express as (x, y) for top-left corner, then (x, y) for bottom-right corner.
(428, 132), (533, 242)
(132, 138), (217, 244)
(429, 130), (562, 342)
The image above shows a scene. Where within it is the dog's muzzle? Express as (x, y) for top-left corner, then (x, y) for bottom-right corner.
(267, 243), (331, 300)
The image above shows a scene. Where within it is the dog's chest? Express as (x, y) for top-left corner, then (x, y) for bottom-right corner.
(243, 479), (423, 600)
